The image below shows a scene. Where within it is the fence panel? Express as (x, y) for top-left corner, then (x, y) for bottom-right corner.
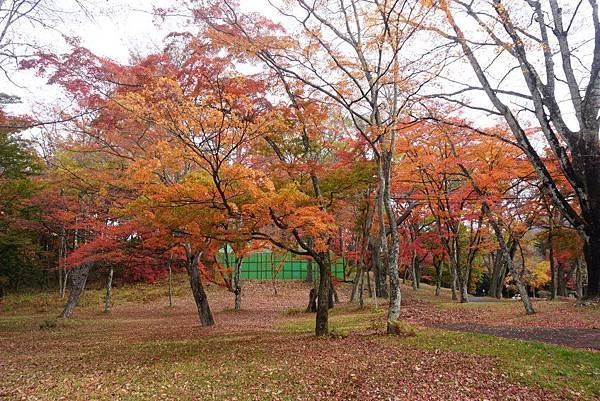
(218, 251), (345, 280)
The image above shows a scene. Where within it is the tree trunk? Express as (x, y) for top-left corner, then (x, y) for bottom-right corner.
(550, 249), (557, 299)
(453, 236), (469, 304)
(358, 269), (365, 308)
(104, 267), (113, 314)
(557, 261), (568, 297)
(58, 267), (63, 298)
(233, 257), (242, 311)
(59, 228), (68, 298)
(410, 251), (418, 291)
(488, 251), (502, 298)
(494, 263), (507, 299)
(168, 265), (173, 307)
(60, 270), (69, 299)
(485, 210), (535, 314)
(371, 239), (387, 298)
(306, 258), (313, 283)
(328, 283), (335, 309)
(460, 261), (473, 303)
(490, 241), (516, 299)
(60, 264), (91, 318)
(315, 252), (332, 337)
(435, 260), (442, 297)
(576, 256), (584, 299)
(184, 246), (214, 326)
(369, 269), (378, 309)
(450, 263), (458, 301)
(332, 282), (340, 304)
(350, 266), (362, 303)
(379, 152), (402, 334)
(460, 280), (469, 303)
(583, 229), (600, 297)
(466, 263), (474, 295)
(305, 288), (317, 313)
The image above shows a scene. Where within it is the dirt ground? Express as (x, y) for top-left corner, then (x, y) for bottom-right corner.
(0, 281), (598, 401)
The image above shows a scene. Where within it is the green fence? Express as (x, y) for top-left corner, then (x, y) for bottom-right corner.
(218, 252), (346, 280)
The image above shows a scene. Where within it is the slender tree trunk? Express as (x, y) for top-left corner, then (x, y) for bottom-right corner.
(411, 251), (418, 291)
(306, 288), (317, 312)
(233, 257), (242, 311)
(460, 280), (469, 303)
(60, 270), (69, 299)
(460, 259), (472, 303)
(58, 267), (63, 298)
(350, 265), (362, 303)
(550, 248), (557, 299)
(104, 267), (113, 314)
(450, 263), (458, 301)
(60, 264), (91, 318)
(547, 217), (558, 299)
(435, 260), (442, 296)
(358, 269), (365, 308)
(306, 258), (313, 283)
(576, 256), (584, 299)
(452, 236), (469, 304)
(369, 269), (378, 309)
(371, 239), (387, 298)
(328, 283), (335, 309)
(315, 252), (332, 337)
(366, 268), (373, 297)
(493, 241), (516, 299)
(332, 282), (340, 304)
(184, 245), (214, 326)
(168, 265), (173, 307)
(485, 209), (535, 314)
(379, 151), (402, 334)
(466, 263), (474, 296)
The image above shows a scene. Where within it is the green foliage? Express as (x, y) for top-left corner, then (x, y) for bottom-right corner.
(0, 130), (46, 291)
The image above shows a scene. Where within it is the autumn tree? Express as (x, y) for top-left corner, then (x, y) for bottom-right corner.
(418, 0), (600, 298)
(196, 0), (443, 334)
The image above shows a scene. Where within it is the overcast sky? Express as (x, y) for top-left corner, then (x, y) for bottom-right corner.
(2, 0), (592, 136)
(2, 0), (274, 117)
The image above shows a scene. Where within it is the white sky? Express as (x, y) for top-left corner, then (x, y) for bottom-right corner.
(2, 0), (275, 117)
(1, 0), (594, 138)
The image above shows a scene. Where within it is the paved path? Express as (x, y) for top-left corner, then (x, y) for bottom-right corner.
(435, 322), (600, 350)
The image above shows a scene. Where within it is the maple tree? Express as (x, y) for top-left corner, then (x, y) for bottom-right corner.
(195, 0), (449, 333)
(4, 0), (595, 343)
(415, 0), (600, 298)
(2, 4), (600, 401)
